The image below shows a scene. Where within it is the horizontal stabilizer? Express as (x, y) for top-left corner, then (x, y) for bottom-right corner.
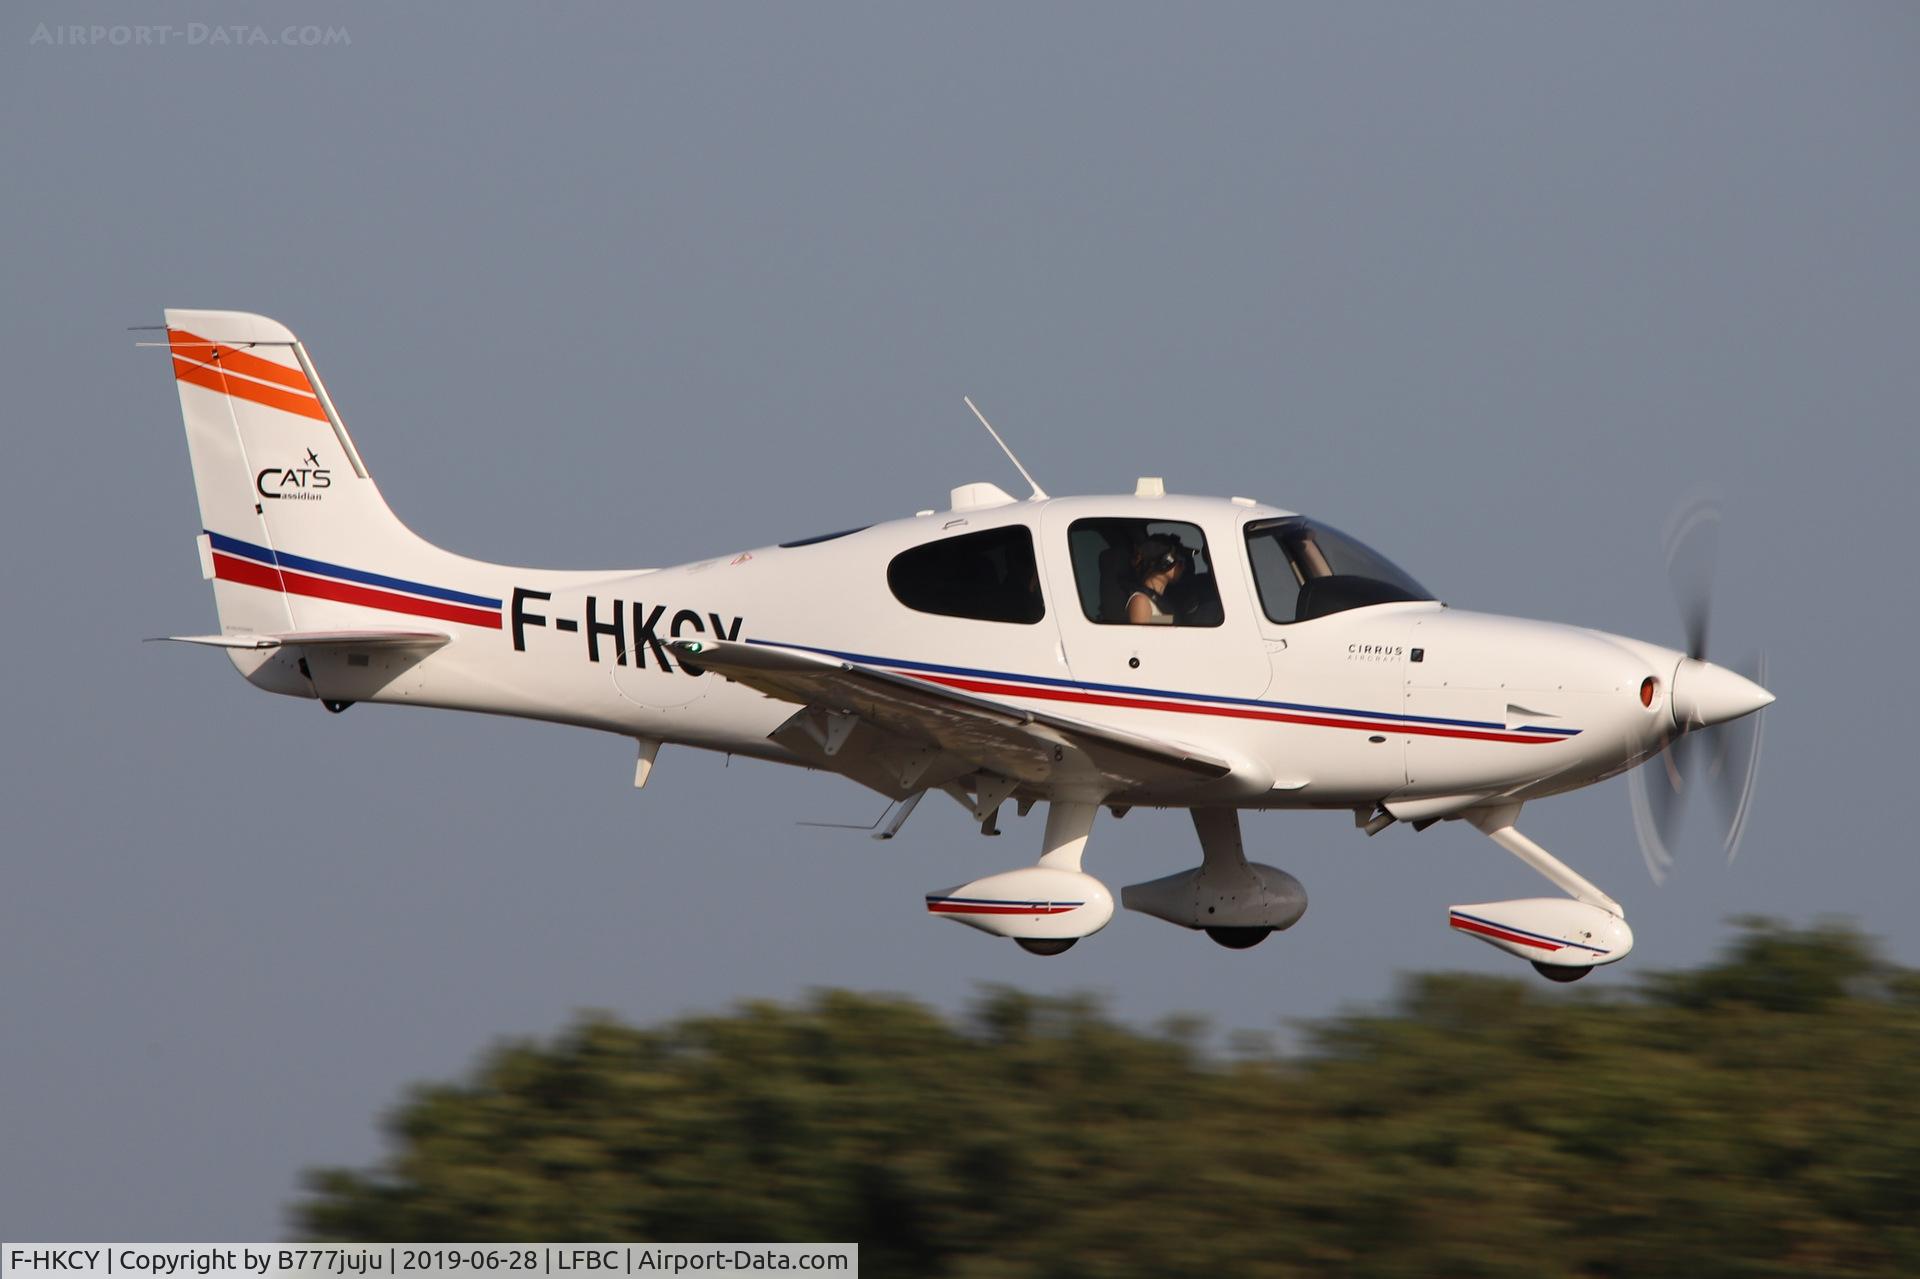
(155, 629), (451, 652)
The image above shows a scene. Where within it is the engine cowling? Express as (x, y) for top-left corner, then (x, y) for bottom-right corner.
(1447, 898), (1633, 969)
(926, 867), (1115, 941)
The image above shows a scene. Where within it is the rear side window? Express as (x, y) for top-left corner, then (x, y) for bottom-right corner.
(887, 526), (1045, 624)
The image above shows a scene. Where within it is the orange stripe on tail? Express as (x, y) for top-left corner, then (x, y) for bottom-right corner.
(168, 329), (314, 391)
(172, 355), (331, 423)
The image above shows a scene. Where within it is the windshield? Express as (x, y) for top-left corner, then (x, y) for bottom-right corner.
(1244, 517), (1435, 623)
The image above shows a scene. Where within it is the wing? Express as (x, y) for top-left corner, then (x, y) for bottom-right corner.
(672, 638), (1234, 799)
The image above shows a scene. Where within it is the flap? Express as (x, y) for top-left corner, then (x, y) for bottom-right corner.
(672, 638), (1234, 794)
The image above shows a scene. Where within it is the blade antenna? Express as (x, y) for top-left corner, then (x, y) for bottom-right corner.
(963, 396), (1048, 500)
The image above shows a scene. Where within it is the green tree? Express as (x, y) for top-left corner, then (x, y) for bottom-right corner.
(299, 921), (1920, 1277)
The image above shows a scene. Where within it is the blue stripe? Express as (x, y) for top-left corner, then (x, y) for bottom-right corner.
(207, 531), (502, 610)
(753, 638), (1581, 738)
(1451, 910), (1610, 955)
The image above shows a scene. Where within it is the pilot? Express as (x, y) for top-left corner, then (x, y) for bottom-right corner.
(1126, 538), (1185, 625)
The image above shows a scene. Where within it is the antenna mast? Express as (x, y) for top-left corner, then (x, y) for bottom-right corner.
(962, 396), (1048, 500)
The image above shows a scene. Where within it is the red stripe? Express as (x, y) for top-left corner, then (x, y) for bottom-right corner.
(904, 672), (1562, 745)
(173, 356), (330, 423)
(214, 549), (290, 594)
(926, 902), (1079, 916)
(1448, 915), (1562, 952)
(169, 329), (314, 391)
(213, 553), (501, 629)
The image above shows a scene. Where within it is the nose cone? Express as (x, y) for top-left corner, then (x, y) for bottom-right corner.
(1671, 658), (1774, 730)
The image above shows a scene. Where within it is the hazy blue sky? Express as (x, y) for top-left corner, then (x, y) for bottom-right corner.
(4, 1), (1917, 1240)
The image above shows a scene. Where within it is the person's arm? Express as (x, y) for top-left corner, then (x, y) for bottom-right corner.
(1127, 591), (1154, 624)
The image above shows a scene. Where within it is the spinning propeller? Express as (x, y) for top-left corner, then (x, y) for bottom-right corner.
(1628, 497), (1772, 883)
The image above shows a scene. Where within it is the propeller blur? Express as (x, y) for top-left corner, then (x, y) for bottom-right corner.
(1628, 497), (1773, 884)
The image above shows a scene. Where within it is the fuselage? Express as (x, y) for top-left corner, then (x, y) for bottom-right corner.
(246, 488), (1690, 813)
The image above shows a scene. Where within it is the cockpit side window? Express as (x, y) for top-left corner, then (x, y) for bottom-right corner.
(1244, 517), (1434, 624)
(1067, 518), (1224, 627)
(887, 525), (1045, 624)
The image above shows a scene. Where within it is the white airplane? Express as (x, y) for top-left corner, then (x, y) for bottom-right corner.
(153, 309), (1773, 981)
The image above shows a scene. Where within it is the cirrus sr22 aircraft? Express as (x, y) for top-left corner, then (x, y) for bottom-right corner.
(153, 310), (1773, 981)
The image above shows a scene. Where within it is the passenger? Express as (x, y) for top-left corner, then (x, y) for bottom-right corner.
(1126, 538), (1185, 625)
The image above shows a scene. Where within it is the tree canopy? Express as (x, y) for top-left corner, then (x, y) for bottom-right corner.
(299, 920), (1920, 1277)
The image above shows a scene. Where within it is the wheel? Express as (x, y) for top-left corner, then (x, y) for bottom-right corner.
(1205, 926), (1271, 950)
(1532, 961), (1591, 983)
(1015, 937), (1077, 956)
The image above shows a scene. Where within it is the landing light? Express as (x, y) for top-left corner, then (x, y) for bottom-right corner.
(1640, 676), (1657, 708)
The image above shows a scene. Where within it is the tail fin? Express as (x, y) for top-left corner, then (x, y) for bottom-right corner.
(164, 309), (505, 639)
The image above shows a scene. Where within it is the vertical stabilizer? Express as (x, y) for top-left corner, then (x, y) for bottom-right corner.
(163, 309), (505, 641)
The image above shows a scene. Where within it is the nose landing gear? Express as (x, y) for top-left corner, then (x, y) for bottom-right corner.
(1443, 802), (1634, 981)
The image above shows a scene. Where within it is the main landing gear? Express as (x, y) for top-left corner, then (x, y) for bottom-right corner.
(1122, 808), (1307, 947)
(1205, 928), (1273, 950)
(925, 797), (1308, 954)
(925, 797), (1114, 954)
